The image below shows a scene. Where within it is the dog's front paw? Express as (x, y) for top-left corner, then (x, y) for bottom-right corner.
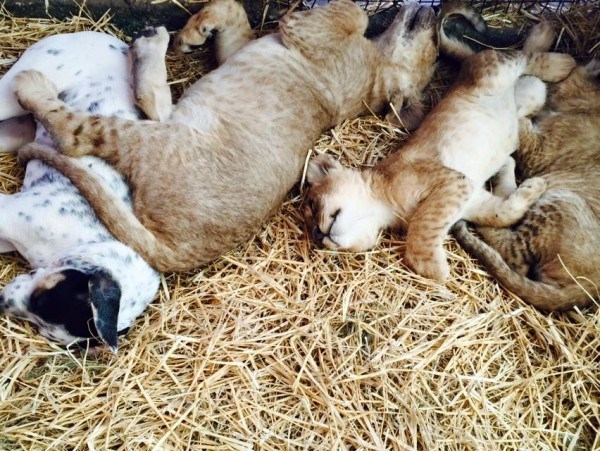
(13, 70), (59, 112)
(133, 26), (170, 55)
(404, 246), (450, 282)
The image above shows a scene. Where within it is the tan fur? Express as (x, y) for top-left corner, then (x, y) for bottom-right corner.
(305, 48), (575, 282)
(454, 59), (600, 311)
(14, 0), (439, 273)
(171, 0), (255, 64)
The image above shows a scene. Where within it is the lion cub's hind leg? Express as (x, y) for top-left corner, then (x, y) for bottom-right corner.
(464, 174), (546, 227)
(131, 26), (172, 122)
(467, 50), (574, 96)
(490, 157), (518, 197)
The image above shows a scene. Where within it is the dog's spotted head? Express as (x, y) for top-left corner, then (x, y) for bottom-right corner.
(0, 267), (121, 353)
(304, 154), (393, 252)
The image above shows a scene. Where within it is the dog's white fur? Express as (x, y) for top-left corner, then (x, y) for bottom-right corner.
(0, 32), (159, 352)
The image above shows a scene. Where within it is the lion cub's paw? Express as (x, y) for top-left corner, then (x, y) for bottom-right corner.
(515, 176), (547, 203)
(404, 247), (450, 282)
(13, 70), (58, 112)
(523, 21), (555, 53)
(543, 53), (577, 82)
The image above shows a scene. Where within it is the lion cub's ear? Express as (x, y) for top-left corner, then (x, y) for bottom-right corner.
(306, 154), (343, 185)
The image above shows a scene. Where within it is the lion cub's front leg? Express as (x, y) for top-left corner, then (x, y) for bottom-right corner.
(405, 167), (473, 281)
(13, 70), (104, 158)
(172, 0), (255, 64)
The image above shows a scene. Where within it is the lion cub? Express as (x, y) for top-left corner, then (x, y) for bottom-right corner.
(12, 0), (439, 273)
(305, 47), (575, 282)
(454, 58), (600, 311)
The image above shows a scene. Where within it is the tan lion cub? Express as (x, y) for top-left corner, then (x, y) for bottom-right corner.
(454, 58), (600, 311)
(12, 0), (439, 272)
(305, 45), (575, 281)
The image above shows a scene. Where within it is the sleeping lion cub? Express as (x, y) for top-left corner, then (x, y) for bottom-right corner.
(12, 0), (439, 272)
(454, 58), (600, 311)
(304, 31), (575, 281)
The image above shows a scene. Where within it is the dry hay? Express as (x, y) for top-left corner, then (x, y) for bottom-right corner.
(0, 3), (599, 450)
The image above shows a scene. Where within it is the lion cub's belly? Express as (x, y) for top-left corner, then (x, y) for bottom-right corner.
(439, 100), (518, 184)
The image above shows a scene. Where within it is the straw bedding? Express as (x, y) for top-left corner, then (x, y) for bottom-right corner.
(0, 3), (599, 449)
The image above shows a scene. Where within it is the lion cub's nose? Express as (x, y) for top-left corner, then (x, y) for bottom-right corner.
(313, 227), (326, 244)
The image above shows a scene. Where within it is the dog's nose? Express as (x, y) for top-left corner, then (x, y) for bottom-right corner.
(314, 227), (326, 243)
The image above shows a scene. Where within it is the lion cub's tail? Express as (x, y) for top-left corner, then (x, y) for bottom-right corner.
(438, 0), (548, 61)
(19, 143), (186, 273)
(438, 0), (490, 60)
(453, 221), (595, 312)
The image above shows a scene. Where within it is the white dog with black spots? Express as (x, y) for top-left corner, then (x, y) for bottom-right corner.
(0, 31), (159, 353)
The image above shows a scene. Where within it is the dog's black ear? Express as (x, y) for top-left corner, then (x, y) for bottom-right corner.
(29, 269), (93, 337)
(89, 271), (121, 354)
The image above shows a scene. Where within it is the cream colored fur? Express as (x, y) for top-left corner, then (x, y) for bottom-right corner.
(305, 43), (575, 281)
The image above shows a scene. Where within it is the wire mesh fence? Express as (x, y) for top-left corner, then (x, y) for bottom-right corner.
(301, 0), (581, 13)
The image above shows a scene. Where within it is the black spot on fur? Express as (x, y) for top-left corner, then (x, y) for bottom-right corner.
(18, 212), (32, 222)
(58, 88), (79, 104)
(88, 100), (103, 113)
(46, 48), (63, 56)
(56, 64), (64, 70)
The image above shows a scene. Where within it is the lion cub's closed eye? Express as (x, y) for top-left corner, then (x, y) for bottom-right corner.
(305, 155), (395, 252)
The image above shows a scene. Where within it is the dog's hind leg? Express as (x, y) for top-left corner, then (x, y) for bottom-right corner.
(0, 194), (17, 253)
(0, 116), (35, 153)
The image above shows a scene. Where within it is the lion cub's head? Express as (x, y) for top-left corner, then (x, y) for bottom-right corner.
(549, 59), (600, 113)
(304, 155), (394, 252)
